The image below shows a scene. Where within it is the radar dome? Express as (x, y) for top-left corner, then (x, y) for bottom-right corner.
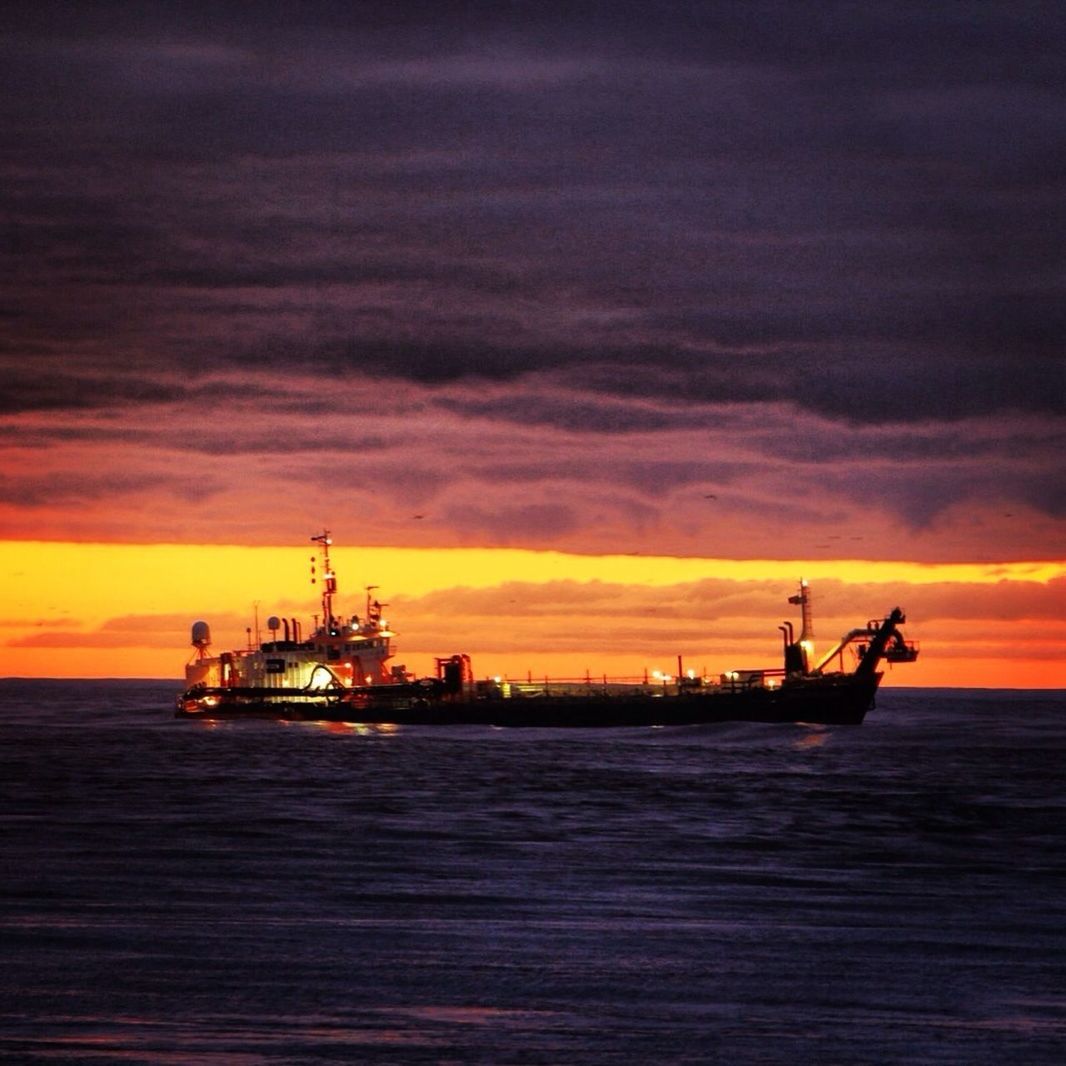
(267, 616), (281, 632)
(191, 621), (211, 649)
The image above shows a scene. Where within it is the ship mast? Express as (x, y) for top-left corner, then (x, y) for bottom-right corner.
(311, 530), (337, 633)
(788, 578), (815, 673)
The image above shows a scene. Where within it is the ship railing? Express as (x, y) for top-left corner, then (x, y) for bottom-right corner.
(884, 640), (920, 663)
(720, 668), (787, 692)
(475, 676), (668, 699)
(854, 638), (921, 665)
(474, 672), (785, 699)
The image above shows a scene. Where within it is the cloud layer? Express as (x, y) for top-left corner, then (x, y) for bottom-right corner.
(1, 3), (1063, 560)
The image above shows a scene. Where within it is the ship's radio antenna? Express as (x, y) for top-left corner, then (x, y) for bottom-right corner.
(311, 530), (336, 632)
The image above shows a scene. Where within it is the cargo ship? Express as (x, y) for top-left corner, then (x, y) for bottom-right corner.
(175, 531), (919, 726)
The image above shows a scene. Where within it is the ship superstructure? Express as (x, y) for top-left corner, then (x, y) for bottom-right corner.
(177, 534), (919, 726)
(182, 531), (403, 704)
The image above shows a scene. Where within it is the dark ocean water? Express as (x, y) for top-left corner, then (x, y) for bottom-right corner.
(1, 682), (1064, 1064)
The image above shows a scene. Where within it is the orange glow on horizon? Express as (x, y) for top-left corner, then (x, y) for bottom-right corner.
(1, 540), (1064, 688)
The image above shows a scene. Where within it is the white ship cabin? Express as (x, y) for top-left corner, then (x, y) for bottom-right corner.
(185, 609), (398, 691)
(184, 530), (405, 691)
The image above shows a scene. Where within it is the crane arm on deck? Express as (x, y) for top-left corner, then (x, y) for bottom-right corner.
(813, 609), (919, 676)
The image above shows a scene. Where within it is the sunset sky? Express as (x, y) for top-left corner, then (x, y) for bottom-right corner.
(2, 3), (1063, 686)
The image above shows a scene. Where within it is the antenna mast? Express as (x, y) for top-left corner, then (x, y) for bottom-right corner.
(788, 579), (815, 672)
(311, 530), (336, 632)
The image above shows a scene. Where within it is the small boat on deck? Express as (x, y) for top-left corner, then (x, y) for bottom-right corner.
(175, 531), (918, 727)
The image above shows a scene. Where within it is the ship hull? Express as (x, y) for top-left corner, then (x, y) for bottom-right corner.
(175, 673), (881, 727)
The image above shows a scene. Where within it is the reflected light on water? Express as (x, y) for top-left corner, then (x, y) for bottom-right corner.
(794, 727), (830, 749)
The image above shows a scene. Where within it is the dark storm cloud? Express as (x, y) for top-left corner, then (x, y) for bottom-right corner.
(0, 364), (315, 416)
(754, 418), (1066, 465)
(441, 501), (581, 543)
(449, 393), (682, 434)
(469, 456), (760, 496)
(1, 1), (1064, 550)
(0, 473), (218, 509)
(0, 420), (394, 458)
(0, 368), (180, 414)
(823, 462), (1065, 529)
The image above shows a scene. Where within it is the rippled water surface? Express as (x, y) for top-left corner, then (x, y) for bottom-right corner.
(2, 681), (1064, 1063)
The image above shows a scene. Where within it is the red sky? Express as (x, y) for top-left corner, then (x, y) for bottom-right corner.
(1, 5), (1063, 685)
